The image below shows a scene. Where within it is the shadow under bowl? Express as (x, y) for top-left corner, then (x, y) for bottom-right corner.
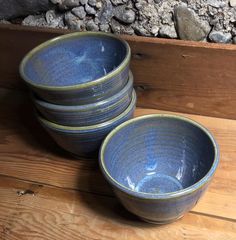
(20, 31), (130, 105)
(36, 90), (136, 158)
(32, 71), (133, 126)
(99, 114), (219, 224)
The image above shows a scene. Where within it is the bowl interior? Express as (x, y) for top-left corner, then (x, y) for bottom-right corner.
(23, 35), (127, 87)
(102, 116), (216, 194)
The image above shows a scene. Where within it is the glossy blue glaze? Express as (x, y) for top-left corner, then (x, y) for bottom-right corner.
(24, 35), (127, 86)
(32, 72), (133, 126)
(99, 114), (219, 224)
(20, 32), (130, 105)
(37, 90), (136, 157)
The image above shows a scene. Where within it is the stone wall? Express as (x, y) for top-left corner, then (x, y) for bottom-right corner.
(0, 0), (235, 43)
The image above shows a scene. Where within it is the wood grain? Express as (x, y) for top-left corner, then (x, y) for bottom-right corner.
(0, 88), (235, 221)
(0, 175), (235, 240)
(0, 24), (236, 119)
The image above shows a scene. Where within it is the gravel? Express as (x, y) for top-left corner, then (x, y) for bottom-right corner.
(0, 0), (235, 44)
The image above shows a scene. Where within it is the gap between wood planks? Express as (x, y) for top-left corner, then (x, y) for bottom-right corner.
(0, 174), (235, 240)
(0, 88), (236, 221)
(0, 173), (235, 225)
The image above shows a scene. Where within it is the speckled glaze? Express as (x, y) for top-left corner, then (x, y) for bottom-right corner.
(32, 72), (133, 126)
(99, 114), (219, 224)
(36, 90), (136, 157)
(20, 32), (130, 105)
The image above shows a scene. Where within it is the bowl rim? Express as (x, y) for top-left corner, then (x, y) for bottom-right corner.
(99, 114), (220, 200)
(32, 71), (133, 112)
(19, 31), (131, 91)
(37, 90), (136, 131)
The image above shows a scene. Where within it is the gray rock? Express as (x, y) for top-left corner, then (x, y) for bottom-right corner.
(110, 18), (134, 34)
(100, 23), (110, 32)
(88, 0), (96, 7)
(174, 5), (211, 41)
(161, 12), (173, 25)
(22, 14), (47, 27)
(209, 31), (232, 43)
(64, 11), (84, 29)
(45, 10), (65, 28)
(96, 1), (102, 9)
(133, 25), (152, 36)
(154, 0), (162, 3)
(50, 0), (62, 4)
(134, 2), (143, 10)
(229, 0), (236, 7)
(207, 5), (219, 16)
(94, 17), (100, 24)
(58, 0), (80, 10)
(85, 4), (96, 15)
(72, 6), (86, 19)
(110, 0), (129, 5)
(114, 5), (135, 24)
(207, 0), (226, 8)
(79, 0), (88, 5)
(0, 19), (11, 24)
(233, 37), (236, 44)
(209, 17), (219, 26)
(232, 27), (236, 37)
(159, 25), (178, 38)
(98, 0), (113, 24)
(0, 0), (52, 20)
(150, 25), (159, 36)
(86, 19), (99, 31)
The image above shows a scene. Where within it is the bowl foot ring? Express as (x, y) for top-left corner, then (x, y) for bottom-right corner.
(139, 214), (184, 225)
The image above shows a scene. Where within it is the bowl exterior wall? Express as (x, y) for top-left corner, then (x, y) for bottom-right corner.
(30, 64), (129, 105)
(33, 74), (133, 126)
(113, 182), (210, 224)
(38, 92), (136, 157)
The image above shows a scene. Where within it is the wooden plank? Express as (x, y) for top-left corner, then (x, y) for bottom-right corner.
(0, 24), (236, 119)
(0, 175), (235, 240)
(0, 88), (235, 220)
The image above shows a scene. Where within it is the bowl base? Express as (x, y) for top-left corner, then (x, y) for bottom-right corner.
(140, 214), (184, 225)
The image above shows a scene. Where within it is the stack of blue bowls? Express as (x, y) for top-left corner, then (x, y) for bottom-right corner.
(20, 32), (136, 157)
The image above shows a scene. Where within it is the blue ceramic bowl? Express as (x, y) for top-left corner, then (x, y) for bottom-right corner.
(99, 114), (219, 224)
(20, 32), (130, 105)
(32, 71), (133, 126)
(36, 90), (136, 157)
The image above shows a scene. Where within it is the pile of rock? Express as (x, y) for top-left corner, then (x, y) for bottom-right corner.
(0, 0), (235, 43)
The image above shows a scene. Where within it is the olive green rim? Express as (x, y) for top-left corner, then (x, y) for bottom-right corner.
(19, 31), (131, 91)
(99, 114), (220, 200)
(37, 90), (136, 131)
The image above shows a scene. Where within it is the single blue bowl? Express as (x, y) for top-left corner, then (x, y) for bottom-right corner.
(99, 114), (219, 224)
(36, 90), (136, 157)
(32, 71), (133, 126)
(20, 32), (130, 105)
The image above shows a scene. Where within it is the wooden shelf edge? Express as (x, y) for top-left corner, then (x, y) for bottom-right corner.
(1, 23), (236, 51)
